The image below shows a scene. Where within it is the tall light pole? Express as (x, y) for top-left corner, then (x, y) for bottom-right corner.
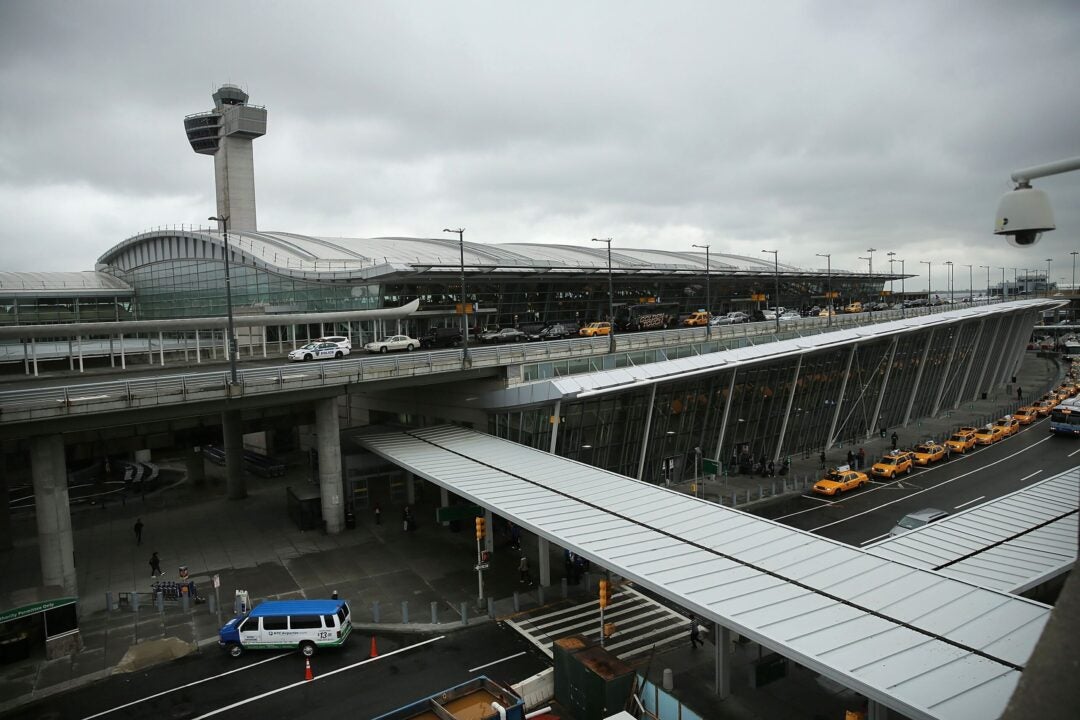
(1011, 267), (1018, 299)
(980, 265), (990, 303)
(886, 251), (896, 301)
(816, 253), (832, 328)
(592, 238), (616, 352)
(962, 264), (972, 302)
(1071, 251), (1078, 294)
(920, 260), (932, 306)
(858, 255), (872, 315)
(1045, 258), (1053, 297)
(998, 267), (1005, 302)
(898, 258), (906, 316)
(208, 215), (238, 385)
(762, 249), (779, 334)
(866, 247), (876, 309)
(692, 244), (711, 339)
(945, 261), (954, 305)
(443, 228), (470, 364)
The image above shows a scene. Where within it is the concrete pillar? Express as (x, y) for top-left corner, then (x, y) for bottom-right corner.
(440, 487), (450, 527)
(222, 410), (247, 500)
(185, 443), (205, 487)
(484, 509), (494, 553)
(31, 435), (76, 595)
(715, 625), (731, 698)
(538, 536), (551, 587)
(405, 472), (416, 504)
(316, 397), (344, 533)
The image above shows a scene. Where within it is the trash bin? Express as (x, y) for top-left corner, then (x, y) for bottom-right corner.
(981, 392), (987, 400)
(345, 511), (355, 530)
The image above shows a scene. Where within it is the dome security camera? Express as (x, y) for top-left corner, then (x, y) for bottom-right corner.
(994, 185), (1055, 247)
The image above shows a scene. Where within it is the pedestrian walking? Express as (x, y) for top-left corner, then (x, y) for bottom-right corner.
(689, 617), (704, 649)
(1017, 386), (1023, 401)
(374, 503), (381, 525)
(149, 551), (162, 578)
(133, 518), (144, 545)
(857, 448), (866, 469)
(518, 555), (530, 584)
(819, 451), (827, 470)
(891, 432), (899, 450)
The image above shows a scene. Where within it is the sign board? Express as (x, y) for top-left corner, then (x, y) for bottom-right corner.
(454, 303), (475, 315)
(751, 293), (767, 301)
(435, 504), (484, 523)
(702, 458), (719, 475)
(213, 574), (221, 589)
(825, 291), (840, 298)
(473, 563), (490, 571)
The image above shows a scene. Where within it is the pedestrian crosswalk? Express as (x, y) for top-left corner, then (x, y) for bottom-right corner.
(505, 584), (690, 660)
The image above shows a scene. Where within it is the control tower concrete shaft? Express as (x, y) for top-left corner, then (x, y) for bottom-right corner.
(184, 85), (266, 232)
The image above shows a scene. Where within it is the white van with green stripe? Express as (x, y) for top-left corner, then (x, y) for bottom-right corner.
(218, 599), (351, 658)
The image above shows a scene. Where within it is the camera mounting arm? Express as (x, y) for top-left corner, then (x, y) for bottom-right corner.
(1010, 156), (1080, 185)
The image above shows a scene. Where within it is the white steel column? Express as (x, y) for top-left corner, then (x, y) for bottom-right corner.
(548, 400), (562, 454)
(636, 384), (658, 480)
(119, 334), (126, 369)
(902, 329), (935, 426)
(158, 331), (165, 366)
(68, 338), (74, 371)
(713, 370), (737, 466)
(195, 330), (202, 363)
(538, 536), (551, 587)
(262, 326), (267, 358)
(109, 336), (115, 368)
(76, 336), (84, 372)
(930, 327), (963, 417)
(1003, 312), (1033, 385)
(986, 315), (1017, 394)
(954, 320), (984, 409)
(867, 336), (899, 437)
(30, 338), (38, 377)
(826, 344), (858, 449)
(715, 624), (731, 698)
(972, 318), (1003, 401)
(773, 356), (803, 463)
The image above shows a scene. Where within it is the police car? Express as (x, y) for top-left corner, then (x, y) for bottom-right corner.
(287, 342), (350, 362)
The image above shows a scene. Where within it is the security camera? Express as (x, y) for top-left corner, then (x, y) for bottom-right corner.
(994, 184), (1055, 247)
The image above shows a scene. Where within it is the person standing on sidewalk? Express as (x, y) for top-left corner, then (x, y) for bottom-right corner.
(149, 551), (162, 578)
(689, 617), (704, 649)
(518, 554), (530, 584)
(819, 451), (827, 470)
(374, 503), (381, 525)
(1017, 386), (1023, 401)
(133, 518), (144, 545)
(857, 448), (866, 469)
(891, 432), (899, 450)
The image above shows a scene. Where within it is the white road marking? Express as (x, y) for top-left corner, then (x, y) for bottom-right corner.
(468, 651), (526, 673)
(191, 636), (446, 719)
(809, 436), (1054, 532)
(860, 533), (890, 546)
(1068, 447), (1080, 458)
(953, 496), (985, 509)
(1018, 470), (1042, 483)
(801, 494), (833, 503)
(80, 652), (292, 719)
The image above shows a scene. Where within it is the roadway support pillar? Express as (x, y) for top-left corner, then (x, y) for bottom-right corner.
(31, 434), (77, 596)
(715, 624), (731, 699)
(538, 536), (551, 587)
(405, 472), (416, 504)
(484, 509), (494, 554)
(185, 443), (205, 487)
(440, 487), (450, 527)
(221, 410), (247, 500)
(902, 329), (935, 426)
(315, 397), (344, 534)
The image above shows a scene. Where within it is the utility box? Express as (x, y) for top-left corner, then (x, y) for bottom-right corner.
(553, 635), (635, 720)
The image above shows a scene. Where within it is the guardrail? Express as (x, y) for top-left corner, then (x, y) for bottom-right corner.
(0, 302), (974, 425)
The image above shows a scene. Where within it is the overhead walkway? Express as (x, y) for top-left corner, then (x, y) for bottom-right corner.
(356, 425), (1054, 720)
(866, 468), (1078, 595)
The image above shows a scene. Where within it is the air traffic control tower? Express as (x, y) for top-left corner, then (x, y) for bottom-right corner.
(184, 85), (267, 232)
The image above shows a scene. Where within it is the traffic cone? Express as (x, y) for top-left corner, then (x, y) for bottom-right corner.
(370, 635), (378, 658)
(304, 658), (313, 681)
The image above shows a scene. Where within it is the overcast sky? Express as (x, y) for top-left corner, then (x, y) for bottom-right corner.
(1, 1), (1077, 290)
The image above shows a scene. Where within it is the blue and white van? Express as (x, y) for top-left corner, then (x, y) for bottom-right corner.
(218, 599), (352, 658)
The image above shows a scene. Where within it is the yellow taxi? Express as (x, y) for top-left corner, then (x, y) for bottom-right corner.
(844, 301), (864, 314)
(1053, 386), (1073, 402)
(578, 322), (611, 337)
(974, 425), (1005, 445)
(818, 308), (837, 318)
(1013, 406), (1038, 425)
(992, 416), (1020, 437)
(1032, 400), (1055, 417)
(1040, 394), (1060, 409)
(912, 442), (947, 465)
(682, 311), (710, 327)
(945, 430), (977, 454)
(871, 451), (914, 479)
(812, 467), (870, 496)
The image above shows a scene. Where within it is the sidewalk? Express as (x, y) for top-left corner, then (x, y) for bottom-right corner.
(0, 351), (1064, 717)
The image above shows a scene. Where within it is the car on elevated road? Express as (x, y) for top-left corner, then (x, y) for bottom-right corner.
(287, 342), (350, 362)
(363, 335), (420, 353)
(578, 322), (611, 337)
(812, 467), (869, 496)
(682, 311), (711, 327)
(870, 451), (913, 479)
(912, 442), (947, 465)
(479, 327), (527, 343)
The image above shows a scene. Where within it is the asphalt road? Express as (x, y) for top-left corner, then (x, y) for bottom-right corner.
(752, 415), (1079, 545)
(6, 625), (547, 720)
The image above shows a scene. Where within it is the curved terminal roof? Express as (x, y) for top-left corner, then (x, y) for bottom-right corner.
(0, 271), (133, 296)
(97, 229), (872, 281)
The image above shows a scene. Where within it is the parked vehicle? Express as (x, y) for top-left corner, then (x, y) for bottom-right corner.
(778, 311), (801, 322)
(315, 335), (352, 350)
(682, 310), (711, 327)
(363, 335), (420, 353)
(812, 466), (869, 496)
(1012, 406), (1038, 425)
(287, 342), (349, 362)
(945, 429), (977, 454)
(974, 425), (1005, 445)
(479, 327), (527, 343)
(991, 416), (1020, 437)
(533, 323), (577, 340)
(579, 322), (612, 337)
(889, 508), (950, 537)
(710, 312), (750, 326)
(844, 301), (864, 314)
(1049, 397), (1080, 437)
(912, 442), (947, 465)
(419, 327), (462, 349)
(218, 599), (352, 658)
(614, 303), (677, 331)
(870, 451), (913, 478)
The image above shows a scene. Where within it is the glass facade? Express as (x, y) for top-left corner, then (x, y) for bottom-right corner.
(492, 312), (1029, 485)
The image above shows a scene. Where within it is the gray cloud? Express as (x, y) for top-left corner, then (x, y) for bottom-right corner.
(1, 1), (1077, 289)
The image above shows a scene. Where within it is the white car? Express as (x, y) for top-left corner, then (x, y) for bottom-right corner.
(363, 335), (420, 353)
(778, 311), (801, 322)
(288, 342), (350, 362)
(316, 335), (352, 350)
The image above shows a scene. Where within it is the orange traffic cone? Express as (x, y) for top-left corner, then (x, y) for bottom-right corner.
(304, 658), (313, 681)
(370, 635), (378, 658)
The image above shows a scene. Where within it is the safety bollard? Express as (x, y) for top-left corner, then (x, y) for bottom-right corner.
(461, 602), (469, 626)
(105, 592), (114, 612)
(431, 601), (438, 624)
(372, 600), (380, 624)
(181, 590), (190, 613)
(156, 591), (164, 613)
(401, 601), (409, 624)
(487, 597), (495, 618)
(513, 591), (520, 612)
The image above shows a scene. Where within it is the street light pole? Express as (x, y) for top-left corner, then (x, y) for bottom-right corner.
(591, 238), (616, 352)
(1045, 258), (1053, 297)
(208, 215), (238, 385)
(815, 253), (832, 328)
(443, 228), (471, 365)
(692, 243), (711, 339)
(899, 259), (906, 317)
(945, 261), (954, 305)
(866, 247), (876, 311)
(980, 265), (990, 303)
(886, 251), (896, 300)
(920, 260), (932, 307)
(962, 264), (972, 303)
(762, 250), (779, 334)
(998, 267), (1005, 302)
(1071, 251), (1078, 295)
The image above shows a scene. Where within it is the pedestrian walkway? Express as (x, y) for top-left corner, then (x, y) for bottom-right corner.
(0, 351), (1065, 718)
